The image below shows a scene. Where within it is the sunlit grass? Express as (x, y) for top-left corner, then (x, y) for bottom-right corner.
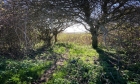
(47, 42), (139, 84)
(57, 33), (92, 45)
(47, 43), (103, 84)
(0, 32), (139, 84)
(53, 42), (99, 64)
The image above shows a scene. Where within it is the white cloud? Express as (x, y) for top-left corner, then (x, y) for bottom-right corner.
(64, 24), (87, 33)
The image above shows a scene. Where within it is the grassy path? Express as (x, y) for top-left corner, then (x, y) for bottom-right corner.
(1, 43), (139, 84)
(33, 52), (68, 84)
(40, 43), (125, 84)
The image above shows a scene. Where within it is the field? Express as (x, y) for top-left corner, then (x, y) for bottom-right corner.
(0, 33), (139, 84)
(57, 33), (104, 46)
(57, 33), (92, 45)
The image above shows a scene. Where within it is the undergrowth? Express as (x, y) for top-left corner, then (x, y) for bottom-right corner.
(47, 59), (103, 84)
(48, 43), (140, 84)
(0, 58), (52, 84)
(47, 43), (103, 84)
(0, 42), (139, 84)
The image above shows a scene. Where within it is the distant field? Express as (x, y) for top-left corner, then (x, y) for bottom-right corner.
(58, 33), (103, 46)
(57, 33), (92, 45)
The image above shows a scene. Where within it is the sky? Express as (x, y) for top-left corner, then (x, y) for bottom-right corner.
(64, 24), (88, 33)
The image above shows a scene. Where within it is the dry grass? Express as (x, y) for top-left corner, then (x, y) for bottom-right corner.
(57, 33), (92, 45)
(58, 33), (104, 46)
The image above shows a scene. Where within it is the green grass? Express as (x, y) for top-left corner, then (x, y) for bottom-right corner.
(47, 43), (103, 84)
(0, 58), (52, 84)
(0, 44), (54, 84)
(47, 43), (140, 84)
(53, 43), (99, 63)
(0, 42), (139, 84)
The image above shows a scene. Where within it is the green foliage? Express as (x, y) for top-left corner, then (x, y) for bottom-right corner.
(48, 59), (103, 84)
(0, 58), (52, 84)
(47, 43), (102, 84)
(66, 59), (103, 84)
(53, 78), (71, 84)
(0, 42), (139, 84)
(53, 43), (98, 63)
(33, 41), (45, 50)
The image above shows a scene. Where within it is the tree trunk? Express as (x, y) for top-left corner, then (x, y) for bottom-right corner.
(90, 25), (98, 49)
(91, 31), (98, 49)
(54, 34), (57, 43)
(46, 36), (52, 47)
(82, 0), (98, 49)
(47, 39), (51, 47)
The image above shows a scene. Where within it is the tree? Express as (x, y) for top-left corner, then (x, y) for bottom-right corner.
(52, 18), (74, 43)
(1, 0), (139, 58)
(0, 0), (50, 57)
(0, 0), (31, 57)
(31, 0), (75, 45)
(107, 6), (140, 64)
(49, 0), (138, 48)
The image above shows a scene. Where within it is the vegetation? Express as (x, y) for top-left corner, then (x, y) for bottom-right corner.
(0, 58), (52, 84)
(0, 33), (139, 84)
(0, 0), (140, 84)
(57, 33), (92, 45)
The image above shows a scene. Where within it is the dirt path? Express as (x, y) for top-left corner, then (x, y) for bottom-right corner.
(31, 53), (68, 84)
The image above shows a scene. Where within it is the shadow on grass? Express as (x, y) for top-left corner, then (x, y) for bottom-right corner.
(0, 44), (65, 84)
(31, 43), (69, 84)
(96, 48), (127, 84)
(28, 45), (51, 59)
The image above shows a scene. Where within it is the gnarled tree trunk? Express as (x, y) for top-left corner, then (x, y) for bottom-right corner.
(91, 32), (98, 49)
(90, 27), (98, 49)
(54, 33), (58, 43)
(53, 29), (58, 43)
(88, 22), (99, 49)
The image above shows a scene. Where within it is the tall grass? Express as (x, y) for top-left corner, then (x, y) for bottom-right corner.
(58, 33), (104, 46)
(57, 33), (92, 45)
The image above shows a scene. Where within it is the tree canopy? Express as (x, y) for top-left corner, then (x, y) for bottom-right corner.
(0, 0), (139, 56)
